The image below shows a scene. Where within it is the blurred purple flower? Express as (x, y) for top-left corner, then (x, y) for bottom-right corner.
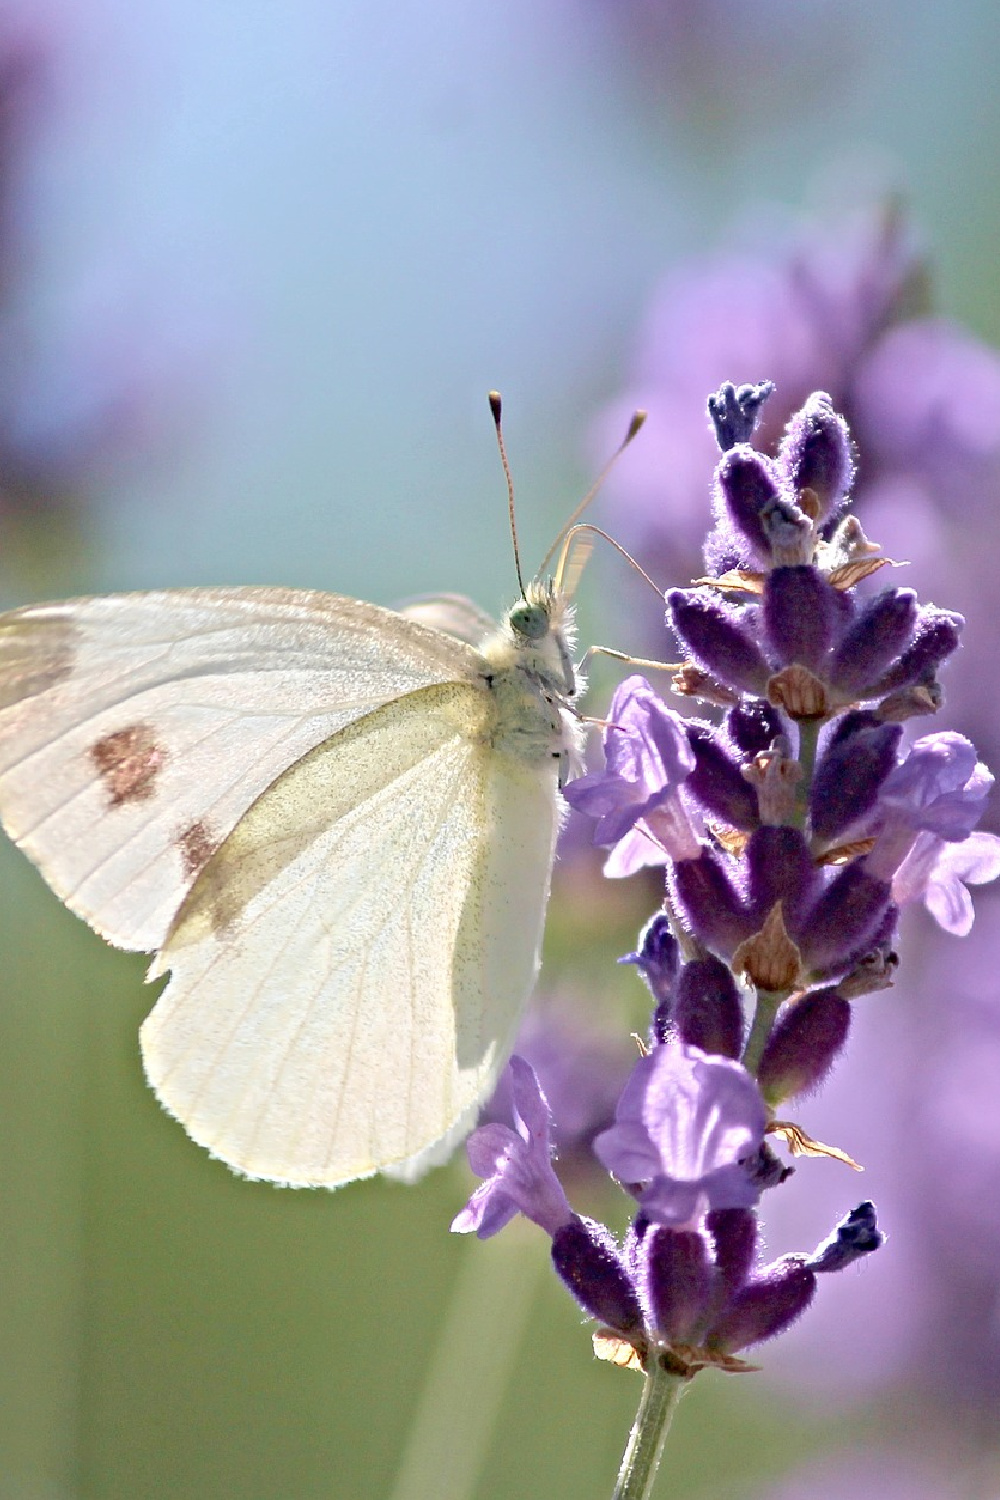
(593, 1042), (767, 1227)
(588, 0), (867, 139)
(753, 1451), (957, 1500)
(0, 21), (197, 554)
(481, 1002), (636, 1185)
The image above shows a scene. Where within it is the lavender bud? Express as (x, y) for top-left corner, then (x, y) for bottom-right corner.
(620, 913), (681, 1044)
(809, 721), (903, 842)
(671, 851), (749, 958)
(796, 864), (892, 978)
(620, 914), (680, 1007)
(713, 447), (782, 562)
(637, 1226), (714, 1344)
(756, 988), (851, 1105)
(685, 722), (760, 830)
(763, 566), (840, 672)
(706, 1256), (816, 1353)
(870, 606), (963, 697)
(745, 827), (819, 932)
(705, 1208), (757, 1299)
(667, 591), (771, 697)
(777, 392), (854, 524)
(808, 1201), (884, 1273)
(673, 957), (744, 1058)
(551, 1217), (643, 1338)
(726, 699), (784, 757)
(707, 380), (775, 452)
(828, 588), (918, 696)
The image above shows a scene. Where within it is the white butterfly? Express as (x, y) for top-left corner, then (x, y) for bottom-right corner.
(0, 573), (584, 1188)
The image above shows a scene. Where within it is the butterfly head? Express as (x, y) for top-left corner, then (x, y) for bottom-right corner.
(501, 576), (578, 702)
(508, 580), (559, 644)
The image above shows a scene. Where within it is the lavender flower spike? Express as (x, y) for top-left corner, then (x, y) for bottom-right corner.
(562, 676), (703, 877)
(451, 1056), (573, 1240)
(594, 1043), (768, 1228)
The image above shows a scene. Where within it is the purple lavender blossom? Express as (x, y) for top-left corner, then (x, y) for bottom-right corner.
(593, 1043), (767, 1227)
(451, 1056), (573, 1239)
(866, 733), (998, 912)
(890, 829), (1000, 935)
(562, 675), (703, 876)
(453, 384), (980, 1445)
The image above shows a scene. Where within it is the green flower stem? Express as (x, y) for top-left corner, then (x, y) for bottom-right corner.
(611, 1360), (686, 1500)
(742, 987), (784, 1076)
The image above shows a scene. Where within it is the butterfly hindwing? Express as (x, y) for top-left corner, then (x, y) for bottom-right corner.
(142, 680), (561, 1185)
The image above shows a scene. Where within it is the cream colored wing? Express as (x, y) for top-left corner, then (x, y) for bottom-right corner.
(141, 680), (560, 1186)
(0, 588), (483, 952)
(395, 593), (498, 646)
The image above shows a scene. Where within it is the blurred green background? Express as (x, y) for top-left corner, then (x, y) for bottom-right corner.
(3, 3), (1000, 1497)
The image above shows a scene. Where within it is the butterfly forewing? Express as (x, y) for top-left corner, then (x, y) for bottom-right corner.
(0, 588), (484, 951)
(0, 579), (576, 1186)
(142, 681), (560, 1185)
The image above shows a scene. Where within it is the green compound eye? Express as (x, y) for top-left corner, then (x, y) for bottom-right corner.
(509, 600), (550, 641)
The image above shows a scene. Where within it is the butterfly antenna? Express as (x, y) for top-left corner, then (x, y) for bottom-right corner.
(555, 521), (663, 602)
(489, 391), (527, 599)
(538, 408), (647, 578)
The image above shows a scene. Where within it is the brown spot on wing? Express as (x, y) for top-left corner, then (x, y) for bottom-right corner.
(178, 819), (219, 879)
(91, 724), (166, 807)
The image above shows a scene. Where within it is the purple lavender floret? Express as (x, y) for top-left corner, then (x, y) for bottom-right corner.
(877, 732), (993, 841)
(562, 675), (703, 877)
(451, 1056), (573, 1239)
(636, 1225), (714, 1344)
(593, 1042), (767, 1228)
(866, 733), (994, 885)
(827, 587), (919, 696)
(809, 720), (902, 843)
(890, 829), (1000, 936)
(710, 447), (783, 565)
(704, 1256), (816, 1353)
(777, 390), (854, 526)
(869, 606), (963, 698)
(757, 988), (852, 1104)
(673, 957), (744, 1059)
(726, 698), (783, 756)
(762, 566), (841, 673)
